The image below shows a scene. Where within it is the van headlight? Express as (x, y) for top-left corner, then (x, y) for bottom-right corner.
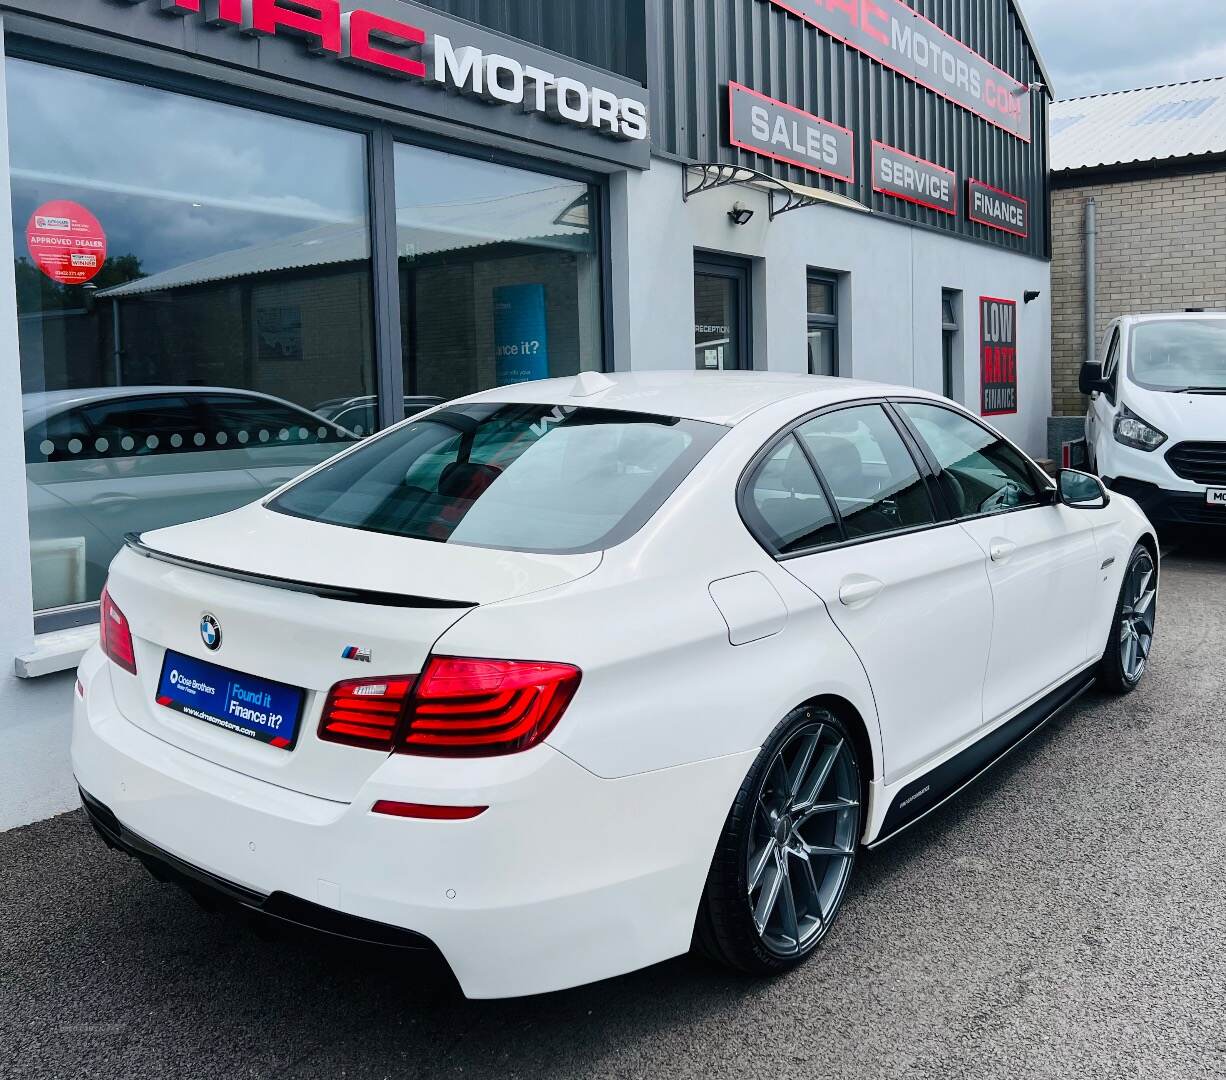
(1114, 405), (1167, 452)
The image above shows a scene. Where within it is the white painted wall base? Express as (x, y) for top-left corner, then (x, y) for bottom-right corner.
(0, 671), (78, 829)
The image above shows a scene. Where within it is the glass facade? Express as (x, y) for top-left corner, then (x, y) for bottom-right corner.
(7, 59), (606, 616)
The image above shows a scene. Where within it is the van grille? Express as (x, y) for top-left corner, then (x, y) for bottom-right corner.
(1165, 442), (1226, 485)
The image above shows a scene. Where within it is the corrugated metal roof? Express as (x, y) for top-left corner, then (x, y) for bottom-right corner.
(1051, 77), (1226, 173)
(99, 187), (592, 299)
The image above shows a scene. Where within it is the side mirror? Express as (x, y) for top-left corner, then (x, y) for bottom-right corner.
(1079, 361), (1109, 397)
(1058, 469), (1110, 510)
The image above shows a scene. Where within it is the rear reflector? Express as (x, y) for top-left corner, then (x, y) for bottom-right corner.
(398, 656), (581, 758)
(99, 585), (137, 675)
(371, 800), (487, 820)
(318, 676), (415, 750)
(318, 656), (581, 756)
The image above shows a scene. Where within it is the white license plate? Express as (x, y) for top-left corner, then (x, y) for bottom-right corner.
(1207, 487), (1226, 507)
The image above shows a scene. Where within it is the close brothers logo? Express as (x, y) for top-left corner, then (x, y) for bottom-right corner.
(114, 1), (649, 143)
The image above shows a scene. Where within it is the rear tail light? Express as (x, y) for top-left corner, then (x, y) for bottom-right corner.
(319, 676), (415, 750)
(317, 657), (581, 757)
(399, 657), (581, 757)
(99, 585), (137, 675)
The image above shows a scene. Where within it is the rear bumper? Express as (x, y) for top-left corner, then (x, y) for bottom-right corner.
(1106, 477), (1226, 527)
(78, 786), (437, 953)
(72, 646), (753, 998)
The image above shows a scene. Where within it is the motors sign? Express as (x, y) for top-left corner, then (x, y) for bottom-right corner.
(96, 1), (650, 165)
(967, 178), (1029, 238)
(728, 82), (856, 183)
(764, 0), (1031, 141)
(871, 142), (956, 215)
(980, 296), (1018, 417)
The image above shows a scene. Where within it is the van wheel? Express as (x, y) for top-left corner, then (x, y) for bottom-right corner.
(1097, 543), (1157, 694)
(694, 706), (862, 975)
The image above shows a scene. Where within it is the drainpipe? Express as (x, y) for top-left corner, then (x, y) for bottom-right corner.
(1085, 198), (1097, 365)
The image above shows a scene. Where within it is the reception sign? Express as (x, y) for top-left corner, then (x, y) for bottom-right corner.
(980, 296), (1018, 416)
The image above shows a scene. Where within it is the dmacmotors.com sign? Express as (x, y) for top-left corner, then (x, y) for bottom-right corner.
(764, 0), (1031, 141)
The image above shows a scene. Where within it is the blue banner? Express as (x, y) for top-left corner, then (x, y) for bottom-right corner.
(156, 651), (304, 750)
(494, 283), (550, 384)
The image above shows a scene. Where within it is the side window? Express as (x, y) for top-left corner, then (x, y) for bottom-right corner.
(899, 402), (1041, 518)
(77, 396), (201, 459)
(797, 405), (935, 540)
(745, 435), (841, 554)
(25, 408), (93, 464)
(1102, 329), (1121, 400)
(200, 395), (352, 448)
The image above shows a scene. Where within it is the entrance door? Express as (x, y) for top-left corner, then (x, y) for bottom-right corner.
(694, 255), (751, 370)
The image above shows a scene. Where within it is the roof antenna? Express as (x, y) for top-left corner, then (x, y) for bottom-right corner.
(570, 371), (616, 397)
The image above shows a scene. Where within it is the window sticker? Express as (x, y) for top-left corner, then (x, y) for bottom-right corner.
(26, 200), (107, 286)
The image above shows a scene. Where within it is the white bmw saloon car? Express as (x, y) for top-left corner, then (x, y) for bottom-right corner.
(74, 371), (1159, 998)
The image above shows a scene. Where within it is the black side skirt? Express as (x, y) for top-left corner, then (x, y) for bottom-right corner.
(871, 669), (1096, 847)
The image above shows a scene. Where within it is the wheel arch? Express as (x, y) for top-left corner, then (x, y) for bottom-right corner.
(792, 693), (877, 808)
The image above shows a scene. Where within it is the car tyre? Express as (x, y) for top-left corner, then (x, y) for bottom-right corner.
(694, 705), (862, 976)
(1096, 542), (1157, 694)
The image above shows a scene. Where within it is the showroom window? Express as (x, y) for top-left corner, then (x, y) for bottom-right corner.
(9, 59), (374, 617)
(807, 272), (839, 377)
(394, 144), (604, 400)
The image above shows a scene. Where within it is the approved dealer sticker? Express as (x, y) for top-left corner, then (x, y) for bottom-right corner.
(26, 200), (107, 286)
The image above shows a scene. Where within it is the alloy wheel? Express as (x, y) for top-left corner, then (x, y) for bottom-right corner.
(747, 721), (859, 957)
(1119, 550), (1157, 683)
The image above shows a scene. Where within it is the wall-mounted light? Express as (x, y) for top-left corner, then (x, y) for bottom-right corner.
(728, 202), (755, 226)
(1024, 290), (1041, 304)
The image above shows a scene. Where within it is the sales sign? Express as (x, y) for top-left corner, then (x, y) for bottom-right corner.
(764, 0), (1031, 141)
(26, 200), (106, 286)
(728, 82), (856, 183)
(980, 296), (1018, 417)
(871, 141), (956, 215)
(967, 178), (1029, 237)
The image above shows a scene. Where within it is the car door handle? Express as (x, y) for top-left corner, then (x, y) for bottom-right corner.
(989, 540), (1017, 563)
(838, 575), (885, 608)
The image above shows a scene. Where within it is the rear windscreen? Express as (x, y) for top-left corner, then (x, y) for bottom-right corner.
(268, 403), (727, 554)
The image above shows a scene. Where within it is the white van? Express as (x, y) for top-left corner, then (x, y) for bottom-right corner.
(1082, 312), (1226, 527)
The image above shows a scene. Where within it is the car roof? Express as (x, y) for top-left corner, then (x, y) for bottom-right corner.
(22, 385), (319, 424)
(456, 370), (945, 426)
(1119, 311), (1226, 327)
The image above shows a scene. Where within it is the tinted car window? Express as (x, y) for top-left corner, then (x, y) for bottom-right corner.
(797, 405), (935, 540)
(200, 395), (350, 448)
(269, 403), (726, 554)
(900, 402), (1040, 517)
(745, 435), (841, 554)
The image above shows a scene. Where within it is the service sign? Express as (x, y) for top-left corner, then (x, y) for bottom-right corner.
(728, 82), (855, 183)
(764, 0), (1031, 141)
(871, 142), (956, 215)
(980, 296), (1018, 417)
(967, 178), (1029, 237)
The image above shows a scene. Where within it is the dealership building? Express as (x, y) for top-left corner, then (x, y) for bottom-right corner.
(0, 0), (1052, 826)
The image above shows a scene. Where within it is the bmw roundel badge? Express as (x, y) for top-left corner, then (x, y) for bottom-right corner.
(200, 613), (222, 651)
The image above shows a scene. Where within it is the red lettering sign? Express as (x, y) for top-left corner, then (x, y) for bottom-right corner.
(247, 0), (341, 54)
(341, 10), (426, 79)
(26, 201), (107, 286)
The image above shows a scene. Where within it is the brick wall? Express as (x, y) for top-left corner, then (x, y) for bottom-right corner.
(1051, 167), (1226, 416)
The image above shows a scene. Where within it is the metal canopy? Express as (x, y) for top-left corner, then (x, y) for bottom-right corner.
(681, 164), (869, 220)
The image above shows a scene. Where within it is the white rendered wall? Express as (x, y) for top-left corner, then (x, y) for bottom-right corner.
(0, 33), (79, 829)
(615, 160), (1053, 456)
